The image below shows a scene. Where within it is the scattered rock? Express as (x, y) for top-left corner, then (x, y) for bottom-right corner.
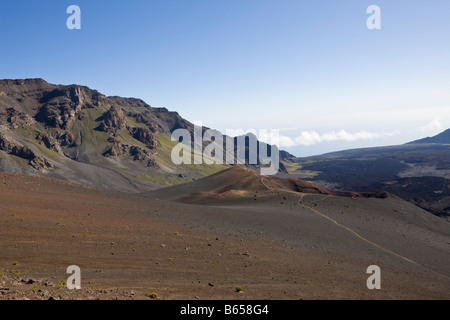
(0, 108), (35, 129)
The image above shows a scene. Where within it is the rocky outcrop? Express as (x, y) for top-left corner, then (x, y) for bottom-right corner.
(104, 137), (158, 168)
(129, 145), (158, 168)
(34, 86), (104, 130)
(29, 156), (53, 171)
(128, 108), (192, 136)
(104, 138), (123, 157)
(35, 97), (83, 130)
(128, 145), (151, 161)
(36, 133), (62, 154)
(97, 105), (127, 134)
(0, 133), (52, 171)
(133, 112), (160, 132)
(0, 108), (35, 129)
(55, 131), (76, 147)
(129, 126), (160, 149)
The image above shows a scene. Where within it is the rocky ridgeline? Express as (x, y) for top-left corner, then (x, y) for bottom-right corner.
(0, 78), (286, 178)
(0, 79), (170, 171)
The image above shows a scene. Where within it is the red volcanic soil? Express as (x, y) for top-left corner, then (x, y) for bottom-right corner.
(150, 167), (390, 204)
(1, 169), (450, 300)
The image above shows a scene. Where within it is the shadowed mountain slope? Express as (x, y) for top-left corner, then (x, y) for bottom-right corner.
(408, 128), (450, 144)
(284, 134), (450, 220)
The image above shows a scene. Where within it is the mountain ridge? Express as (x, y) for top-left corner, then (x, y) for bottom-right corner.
(407, 128), (450, 144)
(0, 78), (286, 191)
(283, 131), (450, 220)
(2, 78), (449, 220)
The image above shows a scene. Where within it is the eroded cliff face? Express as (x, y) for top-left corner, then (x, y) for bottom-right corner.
(0, 79), (164, 174)
(129, 126), (160, 150)
(35, 85), (105, 130)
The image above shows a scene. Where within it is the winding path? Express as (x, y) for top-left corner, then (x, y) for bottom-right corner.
(260, 177), (450, 280)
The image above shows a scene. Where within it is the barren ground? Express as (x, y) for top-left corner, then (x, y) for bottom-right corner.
(0, 171), (449, 300)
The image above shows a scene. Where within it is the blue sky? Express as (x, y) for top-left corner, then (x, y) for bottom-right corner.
(1, 0), (449, 156)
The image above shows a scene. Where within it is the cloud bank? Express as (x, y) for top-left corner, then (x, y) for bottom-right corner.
(275, 130), (394, 148)
(420, 118), (443, 132)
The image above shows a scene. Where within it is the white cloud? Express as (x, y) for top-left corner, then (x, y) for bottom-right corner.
(274, 130), (395, 148)
(420, 118), (443, 132)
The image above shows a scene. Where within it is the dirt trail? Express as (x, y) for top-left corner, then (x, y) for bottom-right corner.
(1, 171), (449, 300)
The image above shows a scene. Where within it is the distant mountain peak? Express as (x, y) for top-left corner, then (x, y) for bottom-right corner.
(407, 128), (450, 144)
